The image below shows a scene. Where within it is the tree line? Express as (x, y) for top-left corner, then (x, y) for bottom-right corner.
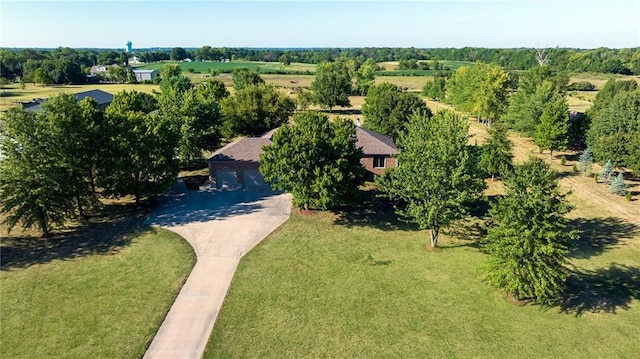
(0, 65), (297, 236)
(418, 62), (640, 177)
(3, 46), (640, 83)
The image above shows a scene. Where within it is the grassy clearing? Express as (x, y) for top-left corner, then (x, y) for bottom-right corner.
(0, 83), (159, 113)
(205, 202), (639, 358)
(0, 203), (195, 358)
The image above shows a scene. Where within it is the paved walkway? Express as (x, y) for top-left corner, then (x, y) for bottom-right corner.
(143, 182), (292, 359)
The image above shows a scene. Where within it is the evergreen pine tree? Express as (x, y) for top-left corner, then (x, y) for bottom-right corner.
(598, 160), (614, 183)
(609, 173), (628, 196)
(577, 147), (593, 176)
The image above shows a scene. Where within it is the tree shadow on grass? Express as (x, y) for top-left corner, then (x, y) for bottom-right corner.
(560, 264), (640, 316)
(569, 217), (639, 259)
(332, 189), (418, 232)
(1, 203), (151, 271)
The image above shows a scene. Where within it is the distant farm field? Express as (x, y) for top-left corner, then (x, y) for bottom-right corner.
(138, 61), (316, 74)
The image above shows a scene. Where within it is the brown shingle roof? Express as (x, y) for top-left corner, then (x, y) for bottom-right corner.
(355, 127), (398, 155)
(207, 137), (272, 163)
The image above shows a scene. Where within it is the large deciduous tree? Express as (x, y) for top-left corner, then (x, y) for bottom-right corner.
(221, 84), (295, 137)
(446, 63), (509, 125)
(484, 157), (576, 304)
(232, 68), (265, 91)
(534, 93), (569, 159)
(0, 108), (74, 235)
(504, 66), (569, 136)
(479, 125), (514, 180)
(361, 82), (430, 141)
(587, 90), (640, 172)
(159, 79), (226, 166)
(259, 111), (365, 210)
(99, 91), (179, 204)
(377, 110), (485, 248)
(310, 61), (352, 112)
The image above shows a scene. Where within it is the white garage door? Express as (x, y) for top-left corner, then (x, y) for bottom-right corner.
(243, 168), (269, 189)
(216, 169), (238, 189)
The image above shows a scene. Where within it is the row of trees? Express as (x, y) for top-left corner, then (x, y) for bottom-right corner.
(0, 93), (178, 235)
(0, 65), (299, 235)
(439, 61), (639, 175)
(4, 46), (639, 82)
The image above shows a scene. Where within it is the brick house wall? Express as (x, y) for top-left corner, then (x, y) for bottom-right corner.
(361, 155), (397, 176)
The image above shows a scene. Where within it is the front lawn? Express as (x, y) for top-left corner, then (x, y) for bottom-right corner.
(205, 207), (639, 358)
(0, 205), (195, 358)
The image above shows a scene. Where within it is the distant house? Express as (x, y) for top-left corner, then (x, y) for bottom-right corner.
(89, 64), (120, 75)
(132, 69), (158, 82)
(206, 125), (398, 190)
(23, 89), (114, 112)
(128, 56), (142, 64)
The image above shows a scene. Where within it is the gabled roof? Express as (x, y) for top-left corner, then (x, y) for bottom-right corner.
(75, 89), (113, 106)
(23, 89), (113, 112)
(208, 137), (273, 163)
(132, 69), (158, 74)
(355, 127), (398, 156)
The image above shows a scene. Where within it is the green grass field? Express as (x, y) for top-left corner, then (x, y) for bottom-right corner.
(205, 195), (639, 357)
(0, 204), (195, 358)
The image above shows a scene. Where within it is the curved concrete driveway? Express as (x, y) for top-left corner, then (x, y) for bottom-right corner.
(143, 182), (291, 359)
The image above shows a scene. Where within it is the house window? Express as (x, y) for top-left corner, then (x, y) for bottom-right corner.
(373, 156), (386, 168)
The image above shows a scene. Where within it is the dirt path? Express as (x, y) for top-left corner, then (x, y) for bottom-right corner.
(468, 120), (639, 236)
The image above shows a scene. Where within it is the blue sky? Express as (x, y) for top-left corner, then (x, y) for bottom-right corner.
(1, 1), (638, 49)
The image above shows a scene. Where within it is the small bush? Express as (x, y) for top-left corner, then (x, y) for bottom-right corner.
(572, 164), (578, 172)
(609, 173), (628, 196)
(560, 156), (566, 166)
(626, 191), (632, 201)
(567, 81), (596, 91)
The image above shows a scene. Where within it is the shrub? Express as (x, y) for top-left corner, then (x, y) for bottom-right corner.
(609, 173), (628, 196)
(597, 160), (614, 183)
(560, 156), (566, 166)
(567, 81), (596, 91)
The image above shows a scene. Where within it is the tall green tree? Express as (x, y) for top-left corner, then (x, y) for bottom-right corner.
(504, 66), (569, 136)
(479, 125), (514, 180)
(221, 84), (295, 137)
(172, 85), (224, 165)
(100, 91), (179, 204)
(41, 94), (100, 217)
(446, 63), (509, 125)
(260, 111), (365, 210)
(0, 108), (74, 235)
(484, 157), (576, 304)
(232, 68), (265, 91)
(354, 58), (377, 96)
(361, 82), (430, 141)
(534, 93), (569, 159)
(422, 75), (446, 101)
(587, 91), (640, 172)
(310, 61), (352, 112)
(377, 110), (485, 247)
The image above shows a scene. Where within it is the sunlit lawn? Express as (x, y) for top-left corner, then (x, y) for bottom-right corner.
(205, 200), (639, 358)
(0, 204), (195, 358)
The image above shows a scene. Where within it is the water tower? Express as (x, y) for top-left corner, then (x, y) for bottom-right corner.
(126, 41), (132, 53)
